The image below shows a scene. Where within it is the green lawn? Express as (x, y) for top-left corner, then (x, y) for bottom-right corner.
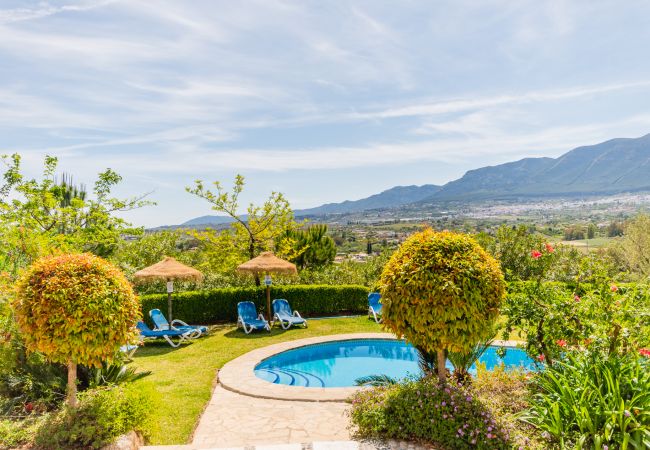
(131, 316), (381, 445)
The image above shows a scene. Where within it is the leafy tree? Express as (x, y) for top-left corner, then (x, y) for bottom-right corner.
(379, 229), (506, 381)
(13, 253), (140, 407)
(476, 225), (545, 281)
(0, 154), (152, 267)
(186, 175), (298, 284)
(563, 226), (585, 241)
(607, 221), (625, 237)
(278, 224), (336, 269)
(616, 213), (650, 277)
(587, 223), (597, 239)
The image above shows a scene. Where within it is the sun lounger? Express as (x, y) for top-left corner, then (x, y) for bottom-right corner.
(237, 301), (271, 334)
(368, 292), (382, 323)
(272, 298), (307, 330)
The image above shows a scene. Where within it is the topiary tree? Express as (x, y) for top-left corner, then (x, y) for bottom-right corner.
(13, 253), (140, 407)
(379, 229), (505, 382)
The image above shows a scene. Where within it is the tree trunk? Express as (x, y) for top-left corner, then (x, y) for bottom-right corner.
(67, 360), (78, 408)
(436, 350), (446, 383)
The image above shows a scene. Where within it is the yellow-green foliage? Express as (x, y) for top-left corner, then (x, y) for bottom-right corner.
(13, 253), (140, 368)
(380, 229), (505, 354)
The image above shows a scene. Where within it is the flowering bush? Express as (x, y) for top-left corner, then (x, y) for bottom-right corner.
(349, 376), (512, 449)
(503, 246), (650, 365)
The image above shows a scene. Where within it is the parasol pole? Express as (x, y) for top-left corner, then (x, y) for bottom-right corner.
(264, 274), (272, 322)
(166, 278), (174, 326)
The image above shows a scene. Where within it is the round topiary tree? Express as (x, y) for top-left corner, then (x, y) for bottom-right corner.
(379, 229), (505, 382)
(13, 253), (140, 407)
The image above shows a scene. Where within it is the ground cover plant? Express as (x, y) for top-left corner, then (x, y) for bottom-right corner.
(349, 376), (512, 449)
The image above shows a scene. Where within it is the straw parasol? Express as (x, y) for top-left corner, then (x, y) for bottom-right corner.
(133, 257), (203, 324)
(237, 252), (297, 321)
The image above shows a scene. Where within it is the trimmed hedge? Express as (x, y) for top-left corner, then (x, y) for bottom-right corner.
(139, 284), (370, 324)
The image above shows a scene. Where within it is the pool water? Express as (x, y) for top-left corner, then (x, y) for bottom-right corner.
(254, 339), (534, 387)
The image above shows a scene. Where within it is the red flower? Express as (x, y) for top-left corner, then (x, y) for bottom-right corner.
(537, 354), (545, 362)
(640, 348), (650, 358)
(610, 284), (618, 292)
(24, 402), (34, 413)
(531, 250), (542, 259)
(556, 339), (567, 348)
(574, 295), (581, 302)
(545, 243), (554, 253)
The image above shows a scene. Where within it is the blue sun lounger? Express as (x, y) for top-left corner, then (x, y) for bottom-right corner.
(136, 321), (192, 348)
(272, 298), (307, 330)
(368, 292), (382, 323)
(149, 308), (207, 339)
(237, 301), (271, 334)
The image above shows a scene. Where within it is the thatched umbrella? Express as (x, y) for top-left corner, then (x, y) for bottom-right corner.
(237, 252), (297, 321)
(133, 257), (203, 324)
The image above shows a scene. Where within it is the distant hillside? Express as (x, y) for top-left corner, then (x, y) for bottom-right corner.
(182, 215), (240, 226)
(426, 133), (650, 201)
(295, 184), (442, 216)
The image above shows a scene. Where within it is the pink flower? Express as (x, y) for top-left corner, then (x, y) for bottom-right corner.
(556, 339), (567, 348)
(574, 295), (581, 302)
(531, 250), (542, 259)
(545, 243), (554, 253)
(639, 348), (650, 358)
(610, 284), (618, 292)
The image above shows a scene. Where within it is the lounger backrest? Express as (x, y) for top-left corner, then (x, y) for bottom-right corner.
(237, 301), (258, 321)
(136, 321), (151, 332)
(368, 292), (381, 308)
(150, 309), (170, 329)
(272, 298), (292, 316)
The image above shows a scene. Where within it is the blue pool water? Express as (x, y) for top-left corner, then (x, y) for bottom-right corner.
(254, 339), (534, 387)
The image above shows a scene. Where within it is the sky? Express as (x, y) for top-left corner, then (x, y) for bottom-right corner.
(2, 0), (650, 227)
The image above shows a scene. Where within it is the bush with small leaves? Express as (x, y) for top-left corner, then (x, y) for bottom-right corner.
(380, 229), (505, 381)
(13, 253), (140, 407)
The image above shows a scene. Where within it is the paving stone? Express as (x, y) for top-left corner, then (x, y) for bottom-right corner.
(312, 441), (359, 450)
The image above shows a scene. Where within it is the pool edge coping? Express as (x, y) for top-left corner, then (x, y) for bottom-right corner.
(217, 333), (522, 403)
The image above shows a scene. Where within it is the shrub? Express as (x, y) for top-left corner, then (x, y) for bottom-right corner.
(380, 229), (505, 380)
(473, 364), (544, 449)
(349, 376), (512, 449)
(522, 351), (650, 449)
(13, 253), (141, 407)
(139, 284), (369, 324)
(34, 383), (158, 449)
(0, 415), (47, 450)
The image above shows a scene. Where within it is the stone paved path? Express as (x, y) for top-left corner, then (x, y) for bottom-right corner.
(191, 386), (350, 448)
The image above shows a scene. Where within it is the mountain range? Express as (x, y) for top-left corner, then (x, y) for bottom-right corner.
(181, 133), (650, 225)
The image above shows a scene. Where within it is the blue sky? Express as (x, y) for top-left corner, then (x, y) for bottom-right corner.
(2, 1), (650, 227)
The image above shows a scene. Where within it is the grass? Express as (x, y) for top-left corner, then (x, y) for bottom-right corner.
(131, 316), (380, 445)
(131, 315), (524, 445)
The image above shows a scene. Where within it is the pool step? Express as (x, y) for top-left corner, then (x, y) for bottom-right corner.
(255, 367), (325, 387)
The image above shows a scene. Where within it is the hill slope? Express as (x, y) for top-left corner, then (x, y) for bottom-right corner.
(295, 184), (442, 216)
(427, 134), (650, 201)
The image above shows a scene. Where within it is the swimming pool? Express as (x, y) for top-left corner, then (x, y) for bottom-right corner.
(254, 338), (534, 388)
